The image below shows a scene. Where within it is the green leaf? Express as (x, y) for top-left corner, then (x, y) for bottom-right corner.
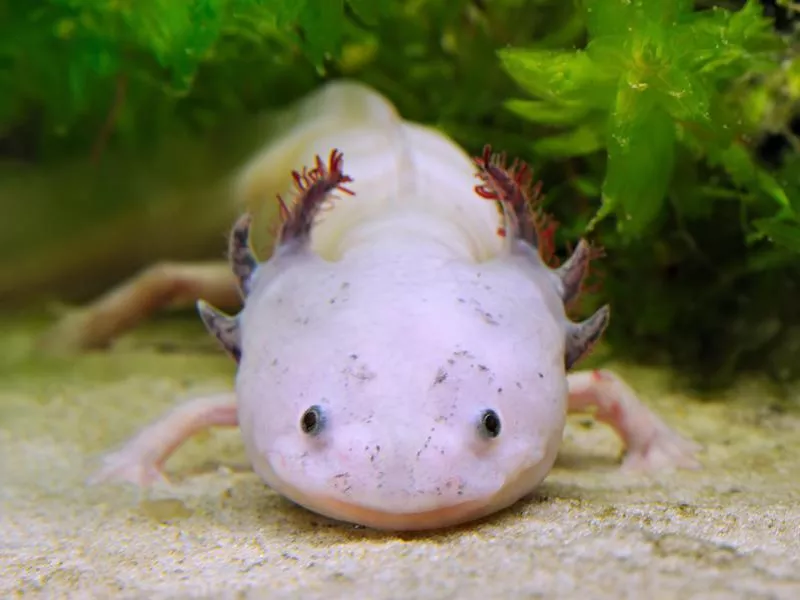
(634, 0), (693, 25)
(582, 0), (692, 38)
(533, 9), (586, 49)
(679, 0), (782, 82)
(532, 125), (605, 158)
(297, 0), (345, 67)
(581, 0), (632, 38)
(654, 64), (711, 125)
(597, 90), (676, 234)
(718, 145), (792, 213)
(583, 36), (628, 73)
(273, 0), (309, 25)
(573, 175), (602, 197)
(504, 98), (590, 126)
(726, 0), (780, 48)
(346, 0), (379, 27)
(498, 48), (614, 106)
(751, 218), (800, 253)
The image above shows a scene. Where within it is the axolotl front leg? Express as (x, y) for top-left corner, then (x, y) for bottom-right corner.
(567, 370), (701, 470)
(88, 393), (239, 486)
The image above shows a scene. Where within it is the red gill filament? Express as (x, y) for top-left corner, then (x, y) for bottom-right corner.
(276, 149), (355, 223)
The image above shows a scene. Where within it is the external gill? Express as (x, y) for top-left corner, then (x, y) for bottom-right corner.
(473, 145), (547, 254)
(229, 213), (258, 298)
(276, 149), (355, 244)
(473, 145), (610, 370)
(197, 149), (356, 363)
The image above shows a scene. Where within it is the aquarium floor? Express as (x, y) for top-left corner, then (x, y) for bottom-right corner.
(2, 316), (799, 599)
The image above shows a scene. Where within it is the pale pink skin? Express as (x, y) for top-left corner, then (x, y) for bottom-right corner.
(89, 82), (701, 531)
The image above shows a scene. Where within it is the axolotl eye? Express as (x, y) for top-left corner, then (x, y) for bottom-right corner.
(478, 409), (502, 439)
(300, 405), (325, 436)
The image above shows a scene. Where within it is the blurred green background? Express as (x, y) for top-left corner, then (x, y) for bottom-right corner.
(0, 0), (798, 388)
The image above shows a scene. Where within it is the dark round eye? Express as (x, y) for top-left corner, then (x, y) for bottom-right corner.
(300, 405), (325, 435)
(479, 409), (502, 439)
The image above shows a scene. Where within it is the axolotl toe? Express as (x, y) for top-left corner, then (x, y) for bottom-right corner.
(90, 81), (701, 531)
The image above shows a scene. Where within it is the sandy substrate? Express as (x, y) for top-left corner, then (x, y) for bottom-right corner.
(1, 316), (799, 599)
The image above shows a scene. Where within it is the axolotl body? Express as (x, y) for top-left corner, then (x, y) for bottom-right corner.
(92, 81), (700, 531)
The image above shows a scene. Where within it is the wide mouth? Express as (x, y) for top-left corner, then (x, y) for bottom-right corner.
(257, 438), (546, 531)
(289, 490), (495, 532)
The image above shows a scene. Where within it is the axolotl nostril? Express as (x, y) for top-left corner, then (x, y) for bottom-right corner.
(89, 81), (701, 531)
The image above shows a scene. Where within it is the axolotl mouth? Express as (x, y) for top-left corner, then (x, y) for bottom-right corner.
(253, 444), (555, 531)
(281, 490), (498, 531)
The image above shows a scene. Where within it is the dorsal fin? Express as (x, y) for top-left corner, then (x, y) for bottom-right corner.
(233, 80), (504, 263)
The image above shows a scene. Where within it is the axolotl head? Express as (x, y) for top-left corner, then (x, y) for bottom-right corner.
(196, 149), (609, 530)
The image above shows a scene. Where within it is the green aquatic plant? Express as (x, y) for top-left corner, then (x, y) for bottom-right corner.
(1, 0), (798, 387)
(491, 0), (800, 387)
(0, 0), (564, 162)
(0, 0), (358, 161)
(499, 0), (797, 247)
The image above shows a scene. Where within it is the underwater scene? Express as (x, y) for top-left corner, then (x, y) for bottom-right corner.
(1, 1), (799, 597)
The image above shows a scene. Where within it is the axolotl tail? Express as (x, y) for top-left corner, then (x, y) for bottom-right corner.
(233, 80), (505, 263)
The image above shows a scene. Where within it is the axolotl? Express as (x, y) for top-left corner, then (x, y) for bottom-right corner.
(90, 81), (701, 531)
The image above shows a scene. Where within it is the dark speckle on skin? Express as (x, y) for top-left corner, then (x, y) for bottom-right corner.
(477, 364), (488, 372)
(366, 444), (381, 463)
(345, 364), (376, 381)
(477, 309), (500, 326)
(271, 358), (279, 366)
(416, 435), (433, 459)
(350, 354), (359, 360)
(497, 387), (503, 393)
(331, 472), (353, 495)
(538, 372), (544, 379)
(466, 298), (499, 325)
(433, 368), (448, 385)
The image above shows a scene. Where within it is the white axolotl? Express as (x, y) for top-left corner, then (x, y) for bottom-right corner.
(90, 81), (701, 531)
